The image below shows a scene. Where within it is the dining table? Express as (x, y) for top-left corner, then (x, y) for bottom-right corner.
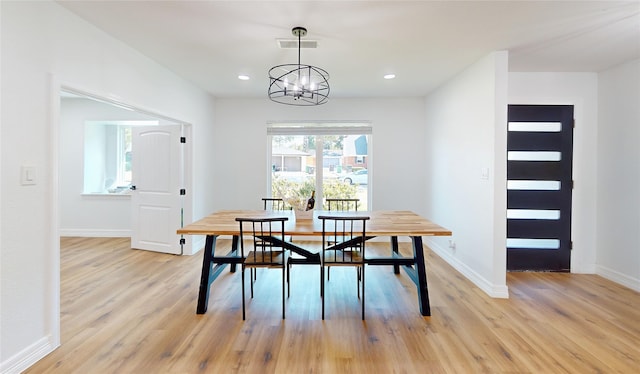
(177, 209), (452, 316)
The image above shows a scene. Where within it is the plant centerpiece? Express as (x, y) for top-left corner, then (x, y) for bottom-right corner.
(272, 174), (315, 220)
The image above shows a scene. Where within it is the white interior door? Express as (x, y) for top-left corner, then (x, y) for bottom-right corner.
(131, 125), (183, 254)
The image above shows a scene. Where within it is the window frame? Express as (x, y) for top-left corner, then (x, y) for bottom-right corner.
(267, 121), (373, 210)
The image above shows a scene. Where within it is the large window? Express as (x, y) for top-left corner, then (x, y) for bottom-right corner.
(83, 120), (157, 194)
(268, 122), (371, 210)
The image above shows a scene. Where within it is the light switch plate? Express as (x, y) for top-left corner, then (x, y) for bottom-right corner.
(21, 166), (37, 185)
(480, 167), (490, 180)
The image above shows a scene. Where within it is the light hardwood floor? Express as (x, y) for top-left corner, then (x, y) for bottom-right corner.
(25, 237), (639, 373)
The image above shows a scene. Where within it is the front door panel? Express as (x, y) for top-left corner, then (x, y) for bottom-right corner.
(507, 105), (574, 271)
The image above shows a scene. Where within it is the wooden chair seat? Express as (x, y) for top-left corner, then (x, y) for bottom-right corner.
(244, 250), (286, 266)
(323, 249), (363, 264)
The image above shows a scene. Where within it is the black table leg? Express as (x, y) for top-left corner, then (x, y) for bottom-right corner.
(390, 236), (400, 274)
(229, 235), (239, 273)
(411, 236), (431, 316)
(197, 235), (217, 314)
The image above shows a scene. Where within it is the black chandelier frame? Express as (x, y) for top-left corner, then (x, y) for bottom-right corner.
(268, 27), (330, 106)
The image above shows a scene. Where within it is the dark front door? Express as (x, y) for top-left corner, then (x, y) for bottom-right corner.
(507, 105), (574, 271)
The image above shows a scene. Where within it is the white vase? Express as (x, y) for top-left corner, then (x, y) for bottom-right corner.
(294, 209), (313, 220)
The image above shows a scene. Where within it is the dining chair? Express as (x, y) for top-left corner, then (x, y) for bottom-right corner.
(319, 215), (370, 320)
(262, 197), (287, 211)
(263, 197), (291, 242)
(236, 216), (289, 320)
(325, 198), (360, 281)
(326, 198), (359, 212)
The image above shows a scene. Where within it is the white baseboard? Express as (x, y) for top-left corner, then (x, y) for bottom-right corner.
(596, 265), (640, 292)
(59, 229), (132, 237)
(425, 238), (509, 298)
(0, 336), (57, 374)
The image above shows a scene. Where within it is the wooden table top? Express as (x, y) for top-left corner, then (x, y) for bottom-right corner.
(177, 210), (451, 237)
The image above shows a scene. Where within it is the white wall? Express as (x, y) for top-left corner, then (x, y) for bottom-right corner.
(423, 51), (509, 298)
(212, 97), (428, 215)
(508, 72), (599, 274)
(0, 2), (216, 372)
(596, 59), (640, 291)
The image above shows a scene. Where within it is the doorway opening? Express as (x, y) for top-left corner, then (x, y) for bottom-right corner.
(59, 87), (192, 254)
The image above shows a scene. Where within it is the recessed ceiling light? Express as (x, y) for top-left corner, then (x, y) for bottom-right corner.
(238, 75), (250, 80)
(384, 74), (396, 80)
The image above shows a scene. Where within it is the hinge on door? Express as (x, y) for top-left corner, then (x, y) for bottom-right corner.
(180, 137), (186, 143)
(572, 180), (575, 189)
(573, 119), (576, 128)
(570, 241), (573, 250)
(180, 189), (186, 195)
(180, 238), (186, 246)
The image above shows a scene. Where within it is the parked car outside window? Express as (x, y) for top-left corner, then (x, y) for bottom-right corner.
(342, 169), (368, 185)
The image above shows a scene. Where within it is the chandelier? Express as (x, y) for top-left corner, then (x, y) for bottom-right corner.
(268, 27), (330, 106)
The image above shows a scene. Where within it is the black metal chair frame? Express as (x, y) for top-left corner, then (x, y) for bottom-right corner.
(324, 198), (360, 281)
(262, 197), (288, 211)
(326, 198), (360, 212)
(263, 197), (292, 243)
(236, 216), (288, 320)
(319, 215), (370, 320)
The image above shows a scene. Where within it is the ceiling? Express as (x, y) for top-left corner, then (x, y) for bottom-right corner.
(57, 1), (640, 99)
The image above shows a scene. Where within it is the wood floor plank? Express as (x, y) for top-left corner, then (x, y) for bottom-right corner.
(24, 237), (640, 373)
